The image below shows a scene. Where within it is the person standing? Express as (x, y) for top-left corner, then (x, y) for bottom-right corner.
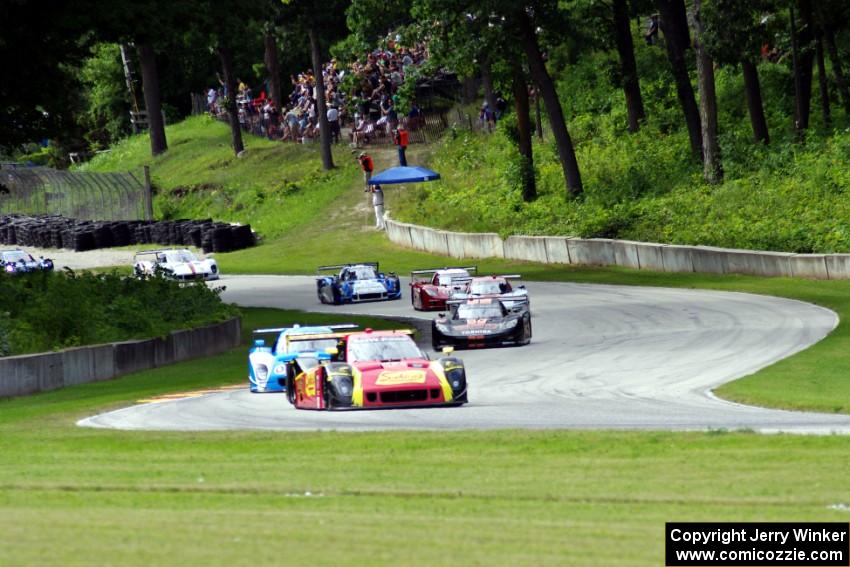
(393, 126), (409, 166)
(366, 184), (385, 230)
(357, 152), (374, 189)
(327, 105), (340, 144)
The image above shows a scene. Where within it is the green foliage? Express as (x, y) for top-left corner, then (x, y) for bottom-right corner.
(0, 269), (236, 356)
(78, 43), (130, 150)
(391, 22), (850, 253)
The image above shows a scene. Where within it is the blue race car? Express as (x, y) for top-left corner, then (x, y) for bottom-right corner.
(248, 324), (357, 392)
(316, 262), (402, 305)
(1, 249), (54, 275)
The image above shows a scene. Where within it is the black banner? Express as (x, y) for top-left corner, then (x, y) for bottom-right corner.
(666, 523), (849, 566)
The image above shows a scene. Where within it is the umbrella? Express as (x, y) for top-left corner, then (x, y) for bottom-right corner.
(367, 166), (440, 185)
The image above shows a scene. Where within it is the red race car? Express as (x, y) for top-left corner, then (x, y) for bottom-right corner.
(282, 328), (469, 410)
(409, 266), (477, 311)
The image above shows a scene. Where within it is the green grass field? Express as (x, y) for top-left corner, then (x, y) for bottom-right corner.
(53, 117), (850, 565)
(2, 307), (850, 566)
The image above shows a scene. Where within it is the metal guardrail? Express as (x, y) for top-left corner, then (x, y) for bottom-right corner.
(0, 165), (148, 221)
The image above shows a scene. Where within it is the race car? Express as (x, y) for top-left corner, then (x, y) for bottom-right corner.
(133, 248), (219, 281)
(432, 297), (531, 350)
(409, 266), (477, 311)
(449, 274), (529, 309)
(0, 249), (54, 274)
(280, 328), (468, 410)
(316, 262), (401, 304)
(248, 324), (357, 393)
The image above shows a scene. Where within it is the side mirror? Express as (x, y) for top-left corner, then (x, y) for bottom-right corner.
(518, 285), (526, 290)
(254, 339), (265, 347)
(438, 313), (445, 318)
(441, 346), (454, 354)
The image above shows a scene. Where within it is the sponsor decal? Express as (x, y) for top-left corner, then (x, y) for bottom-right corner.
(375, 370), (427, 385)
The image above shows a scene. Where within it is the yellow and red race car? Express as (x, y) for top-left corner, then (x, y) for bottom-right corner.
(280, 328), (468, 410)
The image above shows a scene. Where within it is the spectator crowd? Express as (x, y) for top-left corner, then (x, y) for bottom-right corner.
(206, 35), (430, 148)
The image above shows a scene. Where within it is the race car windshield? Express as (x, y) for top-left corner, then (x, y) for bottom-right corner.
(455, 304), (505, 319)
(437, 272), (467, 286)
(348, 337), (421, 362)
(279, 338), (338, 354)
(348, 266), (377, 280)
(470, 281), (509, 295)
(165, 251), (198, 263)
(2, 252), (30, 263)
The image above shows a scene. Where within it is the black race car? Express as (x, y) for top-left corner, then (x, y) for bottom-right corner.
(432, 297), (531, 350)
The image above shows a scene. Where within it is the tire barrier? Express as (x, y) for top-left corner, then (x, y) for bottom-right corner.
(0, 214), (256, 253)
(384, 217), (850, 281)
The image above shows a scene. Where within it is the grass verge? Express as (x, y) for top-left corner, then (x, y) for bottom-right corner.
(2, 307), (850, 566)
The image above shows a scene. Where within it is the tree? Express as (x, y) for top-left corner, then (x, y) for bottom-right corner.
(280, 0), (350, 171)
(701, 0), (771, 144)
(514, 4), (583, 196)
(657, 0), (703, 158)
(689, 0), (722, 183)
(136, 42), (168, 155)
(0, 1), (94, 150)
(816, 2), (850, 117)
(612, 0), (646, 132)
(791, 0), (815, 135)
(404, 0), (539, 200)
(264, 28), (283, 111)
(511, 63), (537, 201)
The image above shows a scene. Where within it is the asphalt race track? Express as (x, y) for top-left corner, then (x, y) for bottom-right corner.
(79, 275), (850, 433)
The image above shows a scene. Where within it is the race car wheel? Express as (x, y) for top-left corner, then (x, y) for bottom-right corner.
(332, 285), (342, 305)
(285, 367), (296, 405)
(518, 317), (532, 346)
(412, 289), (421, 309)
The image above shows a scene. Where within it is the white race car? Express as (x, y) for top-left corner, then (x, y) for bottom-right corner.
(133, 249), (219, 281)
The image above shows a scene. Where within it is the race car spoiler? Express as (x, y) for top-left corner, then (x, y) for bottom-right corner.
(317, 262), (379, 273)
(252, 324), (359, 335)
(409, 266), (478, 281)
(284, 329), (414, 343)
(446, 295), (529, 307)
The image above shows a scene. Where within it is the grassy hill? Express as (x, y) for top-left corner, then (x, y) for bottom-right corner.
(389, 49), (850, 254)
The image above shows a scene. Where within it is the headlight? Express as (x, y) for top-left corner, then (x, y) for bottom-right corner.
(436, 323), (449, 332)
(273, 364), (287, 375)
(505, 319), (518, 328)
(256, 365), (268, 380)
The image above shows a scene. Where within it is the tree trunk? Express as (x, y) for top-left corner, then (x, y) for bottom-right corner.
(535, 92), (543, 139)
(792, 0), (815, 134)
(308, 27), (334, 170)
(656, 0), (702, 158)
(689, 0), (722, 184)
(480, 56), (498, 112)
(217, 44), (244, 156)
(815, 34), (831, 127)
(512, 64), (536, 202)
(741, 59), (769, 144)
(517, 10), (582, 197)
(613, 0), (646, 132)
(822, 23), (850, 116)
(264, 31), (282, 111)
(136, 43), (168, 156)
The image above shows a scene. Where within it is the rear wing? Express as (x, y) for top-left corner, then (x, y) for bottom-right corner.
(409, 266), (478, 283)
(252, 324), (359, 335)
(317, 262), (379, 274)
(446, 295), (529, 311)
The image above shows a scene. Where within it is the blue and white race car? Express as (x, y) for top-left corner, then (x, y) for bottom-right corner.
(248, 324), (357, 392)
(1, 249), (54, 275)
(316, 262), (402, 304)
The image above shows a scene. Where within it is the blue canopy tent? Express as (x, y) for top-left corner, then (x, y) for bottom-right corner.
(367, 166), (440, 185)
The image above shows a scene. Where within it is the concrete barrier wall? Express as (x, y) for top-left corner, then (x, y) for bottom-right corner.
(384, 217), (850, 281)
(0, 317), (241, 399)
